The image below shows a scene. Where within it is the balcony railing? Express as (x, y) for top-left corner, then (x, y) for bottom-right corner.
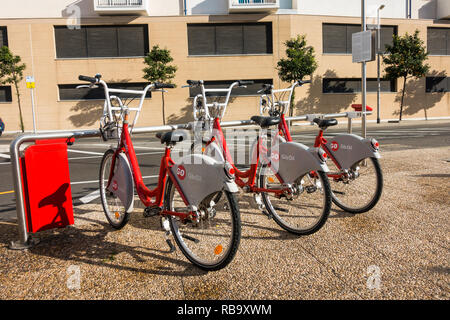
(228, 0), (279, 12)
(94, 0), (149, 15)
(232, 0), (277, 5)
(96, 0), (143, 6)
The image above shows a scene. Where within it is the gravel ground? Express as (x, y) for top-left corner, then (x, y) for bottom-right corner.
(0, 146), (448, 300)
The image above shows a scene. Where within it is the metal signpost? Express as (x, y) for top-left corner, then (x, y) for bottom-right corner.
(26, 76), (37, 133)
(352, 0), (376, 139)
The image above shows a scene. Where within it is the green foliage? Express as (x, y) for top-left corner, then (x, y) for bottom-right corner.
(277, 35), (318, 83)
(0, 46), (26, 132)
(143, 45), (177, 85)
(276, 35), (318, 116)
(382, 30), (430, 121)
(383, 30), (429, 80)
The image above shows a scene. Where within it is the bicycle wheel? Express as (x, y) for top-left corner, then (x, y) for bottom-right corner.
(328, 157), (383, 214)
(99, 149), (130, 229)
(259, 166), (332, 235)
(165, 179), (241, 271)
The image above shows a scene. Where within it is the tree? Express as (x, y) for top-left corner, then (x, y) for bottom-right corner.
(143, 45), (177, 125)
(276, 35), (318, 117)
(0, 46), (26, 132)
(383, 30), (430, 121)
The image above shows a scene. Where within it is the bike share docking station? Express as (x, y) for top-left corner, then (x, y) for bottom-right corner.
(8, 109), (371, 250)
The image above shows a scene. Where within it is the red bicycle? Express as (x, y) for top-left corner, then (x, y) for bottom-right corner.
(79, 75), (241, 270)
(259, 81), (383, 214)
(187, 80), (332, 235)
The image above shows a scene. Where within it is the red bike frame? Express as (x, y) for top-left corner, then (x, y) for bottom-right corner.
(277, 113), (343, 180)
(107, 112), (192, 219)
(204, 117), (285, 196)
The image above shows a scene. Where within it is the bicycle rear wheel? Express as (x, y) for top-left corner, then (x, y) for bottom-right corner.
(165, 179), (241, 271)
(259, 166), (332, 235)
(328, 157), (383, 214)
(99, 149), (130, 229)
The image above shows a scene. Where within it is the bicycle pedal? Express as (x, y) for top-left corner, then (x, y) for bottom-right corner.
(143, 207), (161, 218)
(306, 186), (317, 194)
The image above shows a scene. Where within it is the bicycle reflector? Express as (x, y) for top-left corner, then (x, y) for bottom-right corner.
(371, 139), (380, 150)
(224, 162), (235, 179)
(317, 148), (328, 162)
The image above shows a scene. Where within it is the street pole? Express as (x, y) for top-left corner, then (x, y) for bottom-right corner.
(361, 0), (366, 139)
(377, 5), (385, 124)
(31, 88), (36, 133)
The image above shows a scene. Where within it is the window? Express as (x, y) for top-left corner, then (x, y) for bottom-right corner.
(0, 27), (8, 47)
(426, 77), (449, 92)
(322, 24), (396, 54)
(187, 23), (272, 56)
(189, 79), (273, 98)
(54, 25), (149, 58)
(0, 86), (12, 102)
(58, 83), (152, 101)
(427, 28), (450, 56)
(323, 78), (396, 93)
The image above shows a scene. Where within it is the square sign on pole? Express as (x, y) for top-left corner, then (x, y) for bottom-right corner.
(352, 30), (376, 63)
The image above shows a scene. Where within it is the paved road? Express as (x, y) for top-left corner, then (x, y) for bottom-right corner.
(0, 121), (449, 222)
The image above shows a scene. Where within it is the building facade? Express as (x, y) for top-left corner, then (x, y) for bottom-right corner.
(0, 0), (449, 132)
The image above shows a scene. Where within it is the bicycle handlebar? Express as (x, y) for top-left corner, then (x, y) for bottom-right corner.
(186, 80), (203, 86)
(78, 75), (98, 83)
(154, 82), (175, 89)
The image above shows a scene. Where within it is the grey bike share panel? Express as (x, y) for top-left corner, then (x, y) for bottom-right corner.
(107, 152), (134, 213)
(170, 154), (238, 207)
(325, 134), (380, 169)
(272, 142), (329, 184)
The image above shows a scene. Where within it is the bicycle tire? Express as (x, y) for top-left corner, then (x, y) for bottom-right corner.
(330, 157), (383, 214)
(165, 179), (241, 271)
(259, 166), (332, 235)
(99, 149), (130, 229)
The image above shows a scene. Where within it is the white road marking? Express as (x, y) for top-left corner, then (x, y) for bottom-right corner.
(67, 149), (104, 155)
(77, 174), (158, 204)
(0, 153), (10, 159)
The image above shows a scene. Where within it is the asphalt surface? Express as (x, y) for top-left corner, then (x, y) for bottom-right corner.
(0, 120), (449, 299)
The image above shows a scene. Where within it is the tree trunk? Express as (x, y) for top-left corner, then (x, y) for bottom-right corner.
(161, 91), (166, 126)
(289, 90), (295, 118)
(399, 76), (406, 122)
(14, 80), (25, 132)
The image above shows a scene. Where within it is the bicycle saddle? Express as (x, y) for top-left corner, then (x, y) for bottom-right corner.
(156, 130), (187, 145)
(251, 116), (281, 128)
(313, 118), (338, 129)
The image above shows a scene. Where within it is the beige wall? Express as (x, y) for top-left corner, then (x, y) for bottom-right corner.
(0, 14), (448, 132)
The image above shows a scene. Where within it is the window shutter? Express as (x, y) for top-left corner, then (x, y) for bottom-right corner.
(55, 27), (87, 58)
(0, 27), (7, 47)
(243, 24), (268, 54)
(86, 26), (118, 57)
(323, 24), (347, 53)
(216, 25), (244, 55)
(118, 25), (148, 57)
(188, 25), (216, 55)
(0, 86), (12, 102)
(427, 28), (447, 55)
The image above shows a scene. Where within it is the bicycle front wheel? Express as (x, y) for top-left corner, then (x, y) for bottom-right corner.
(259, 166), (332, 235)
(165, 179), (241, 271)
(328, 157), (383, 214)
(99, 149), (130, 229)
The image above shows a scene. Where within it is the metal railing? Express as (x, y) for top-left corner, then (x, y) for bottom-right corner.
(96, 0), (143, 7)
(232, 0), (277, 5)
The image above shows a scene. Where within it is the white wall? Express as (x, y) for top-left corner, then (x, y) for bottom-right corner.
(0, 0), (100, 18)
(186, 0), (228, 15)
(293, 0), (439, 20)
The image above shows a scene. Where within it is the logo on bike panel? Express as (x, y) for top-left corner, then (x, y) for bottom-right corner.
(177, 165), (186, 180)
(112, 180), (118, 191)
(331, 141), (339, 151)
